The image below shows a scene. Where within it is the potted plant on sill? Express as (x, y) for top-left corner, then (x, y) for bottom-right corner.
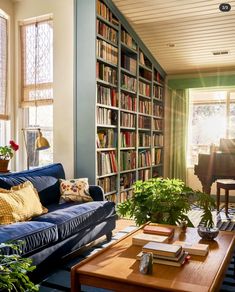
(0, 242), (39, 292)
(117, 178), (216, 235)
(0, 140), (19, 173)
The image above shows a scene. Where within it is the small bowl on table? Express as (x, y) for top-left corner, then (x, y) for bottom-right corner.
(197, 226), (219, 240)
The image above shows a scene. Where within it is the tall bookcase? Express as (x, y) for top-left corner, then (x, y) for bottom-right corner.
(75, 0), (166, 203)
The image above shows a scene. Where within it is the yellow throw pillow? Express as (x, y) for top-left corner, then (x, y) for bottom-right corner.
(60, 178), (93, 203)
(0, 181), (48, 225)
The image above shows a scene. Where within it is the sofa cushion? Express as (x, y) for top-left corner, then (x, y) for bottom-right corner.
(0, 221), (58, 256)
(0, 175), (60, 206)
(0, 181), (48, 225)
(59, 178), (93, 203)
(33, 201), (115, 240)
(0, 163), (65, 206)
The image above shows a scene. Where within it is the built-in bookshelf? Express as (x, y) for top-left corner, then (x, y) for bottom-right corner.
(75, 0), (166, 204)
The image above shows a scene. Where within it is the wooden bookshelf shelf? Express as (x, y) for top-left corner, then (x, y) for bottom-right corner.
(76, 0), (166, 204)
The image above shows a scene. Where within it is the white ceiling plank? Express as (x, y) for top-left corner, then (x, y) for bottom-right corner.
(113, 0), (235, 74)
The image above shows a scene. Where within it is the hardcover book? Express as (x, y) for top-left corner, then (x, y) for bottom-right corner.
(143, 225), (174, 238)
(172, 241), (209, 256)
(132, 233), (169, 246)
(137, 251), (189, 267)
(142, 242), (182, 258)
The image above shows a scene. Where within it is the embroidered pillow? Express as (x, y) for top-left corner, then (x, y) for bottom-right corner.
(0, 181), (48, 225)
(59, 178), (93, 203)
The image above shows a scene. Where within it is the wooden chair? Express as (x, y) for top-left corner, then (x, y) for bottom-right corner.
(216, 179), (235, 215)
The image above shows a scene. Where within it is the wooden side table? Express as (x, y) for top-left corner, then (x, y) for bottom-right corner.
(216, 179), (235, 215)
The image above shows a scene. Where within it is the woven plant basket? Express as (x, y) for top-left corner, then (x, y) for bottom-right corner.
(0, 159), (9, 172)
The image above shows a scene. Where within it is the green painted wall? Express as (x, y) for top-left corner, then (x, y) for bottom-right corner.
(168, 74), (235, 89)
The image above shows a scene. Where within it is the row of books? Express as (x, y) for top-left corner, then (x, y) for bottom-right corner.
(139, 81), (151, 97)
(96, 19), (118, 44)
(138, 116), (151, 129)
(120, 150), (136, 171)
(139, 99), (151, 115)
(120, 172), (136, 189)
(121, 28), (137, 50)
(96, 62), (117, 85)
(153, 134), (164, 147)
(119, 189), (134, 203)
(152, 148), (162, 165)
(121, 54), (137, 74)
(97, 0), (119, 26)
(138, 168), (151, 181)
(139, 132), (151, 147)
(97, 39), (118, 65)
(97, 131), (163, 149)
(97, 107), (117, 125)
(120, 112), (136, 128)
(153, 104), (164, 117)
(154, 70), (164, 84)
(97, 84), (118, 107)
(121, 73), (137, 92)
(139, 51), (152, 69)
(97, 175), (116, 193)
(120, 92), (137, 111)
(120, 131), (136, 147)
(97, 151), (118, 176)
(153, 119), (163, 131)
(153, 85), (164, 100)
(96, 129), (117, 148)
(139, 67), (152, 81)
(138, 150), (151, 168)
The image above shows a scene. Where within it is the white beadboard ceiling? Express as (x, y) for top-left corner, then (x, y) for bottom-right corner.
(112, 0), (235, 75)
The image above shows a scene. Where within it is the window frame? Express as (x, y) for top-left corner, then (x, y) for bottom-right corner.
(187, 88), (235, 167)
(0, 12), (9, 121)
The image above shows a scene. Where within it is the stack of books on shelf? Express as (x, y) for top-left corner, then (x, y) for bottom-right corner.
(138, 242), (189, 267)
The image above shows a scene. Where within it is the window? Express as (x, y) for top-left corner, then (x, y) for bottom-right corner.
(0, 12), (9, 147)
(187, 89), (235, 166)
(20, 16), (53, 168)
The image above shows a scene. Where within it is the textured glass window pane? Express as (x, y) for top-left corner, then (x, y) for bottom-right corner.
(21, 18), (53, 105)
(0, 16), (8, 119)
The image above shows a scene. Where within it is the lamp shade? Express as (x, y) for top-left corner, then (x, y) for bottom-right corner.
(35, 129), (50, 151)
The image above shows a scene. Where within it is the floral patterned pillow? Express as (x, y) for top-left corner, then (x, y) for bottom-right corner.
(59, 178), (93, 203)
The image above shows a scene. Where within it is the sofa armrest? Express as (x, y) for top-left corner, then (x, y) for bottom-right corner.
(89, 185), (105, 201)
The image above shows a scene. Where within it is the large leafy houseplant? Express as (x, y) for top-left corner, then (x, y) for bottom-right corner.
(117, 178), (216, 228)
(0, 242), (39, 292)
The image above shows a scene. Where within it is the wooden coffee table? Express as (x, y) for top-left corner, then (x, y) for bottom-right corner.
(71, 224), (235, 292)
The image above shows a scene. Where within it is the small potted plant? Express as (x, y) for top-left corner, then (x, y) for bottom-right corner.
(0, 140), (19, 172)
(0, 242), (39, 291)
(117, 178), (216, 234)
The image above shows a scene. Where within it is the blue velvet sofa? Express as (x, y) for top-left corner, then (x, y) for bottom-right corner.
(0, 163), (116, 267)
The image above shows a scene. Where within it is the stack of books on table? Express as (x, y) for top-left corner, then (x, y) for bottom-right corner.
(137, 242), (189, 267)
(173, 241), (209, 256)
(132, 233), (169, 246)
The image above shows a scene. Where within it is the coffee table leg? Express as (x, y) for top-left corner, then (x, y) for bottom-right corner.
(216, 186), (220, 213)
(71, 269), (82, 292)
